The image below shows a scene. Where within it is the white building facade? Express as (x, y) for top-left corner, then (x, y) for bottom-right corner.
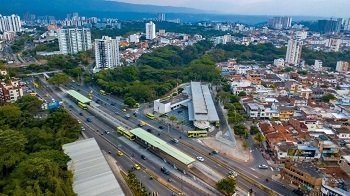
(145, 21), (156, 40)
(0, 14), (21, 32)
(58, 28), (92, 55)
(94, 36), (120, 72)
(285, 39), (303, 65)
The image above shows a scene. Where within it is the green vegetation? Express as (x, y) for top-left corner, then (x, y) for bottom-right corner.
(302, 48), (350, 68)
(217, 176), (236, 196)
(124, 97), (137, 108)
(250, 125), (259, 135)
(48, 73), (71, 86)
(216, 43), (285, 62)
(95, 41), (220, 102)
(11, 34), (34, 53)
(0, 96), (80, 195)
(126, 171), (148, 196)
(254, 132), (266, 147)
(23, 40), (59, 56)
(321, 93), (337, 102)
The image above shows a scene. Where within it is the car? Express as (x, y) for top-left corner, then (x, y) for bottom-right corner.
(125, 114), (131, 119)
(159, 126), (164, 129)
(86, 118), (92, 122)
(108, 151), (111, 154)
(81, 127), (86, 131)
(105, 131), (110, 134)
(115, 111), (120, 115)
(111, 102), (115, 106)
(196, 156), (204, 162)
(209, 150), (219, 155)
(133, 164), (141, 170)
(228, 170), (238, 177)
(146, 128), (152, 133)
(141, 155), (147, 160)
(258, 164), (269, 169)
(167, 178), (173, 182)
(161, 167), (170, 175)
(116, 150), (124, 156)
(171, 138), (179, 143)
(122, 109), (127, 112)
(77, 120), (81, 124)
(79, 112), (83, 116)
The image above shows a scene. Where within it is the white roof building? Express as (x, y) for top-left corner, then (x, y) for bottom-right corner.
(62, 138), (124, 196)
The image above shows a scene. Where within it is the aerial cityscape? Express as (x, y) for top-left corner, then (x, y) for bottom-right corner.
(1, 0), (350, 196)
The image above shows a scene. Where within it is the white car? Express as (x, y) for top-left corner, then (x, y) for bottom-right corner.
(196, 156), (204, 162)
(258, 164), (269, 169)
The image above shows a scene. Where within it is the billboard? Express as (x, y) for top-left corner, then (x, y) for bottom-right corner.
(287, 148), (317, 158)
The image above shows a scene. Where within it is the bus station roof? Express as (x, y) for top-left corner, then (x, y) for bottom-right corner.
(67, 90), (91, 104)
(130, 128), (195, 166)
(62, 138), (124, 196)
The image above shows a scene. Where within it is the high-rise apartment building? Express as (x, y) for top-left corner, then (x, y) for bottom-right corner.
(285, 39), (303, 65)
(158, 13), (166, 22)
(94, 36), (120, 72)
(58, 28), (92, 55)
(268, 17), (292, 29)
(145, 21), (156, 40)
(336, 61), (349, 73)
(0, 14), (22, 32)
(317, 18), (342, 34)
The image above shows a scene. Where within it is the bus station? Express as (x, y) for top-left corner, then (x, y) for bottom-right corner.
(66, 90), (92, 109)
(130, 128), (195, 172)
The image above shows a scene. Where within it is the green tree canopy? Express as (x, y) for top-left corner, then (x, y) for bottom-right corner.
(217, 177), (236, 196)
(48, 73), (70, 86)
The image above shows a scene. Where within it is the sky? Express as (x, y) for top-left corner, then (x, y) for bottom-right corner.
(117, 0), (350, 17)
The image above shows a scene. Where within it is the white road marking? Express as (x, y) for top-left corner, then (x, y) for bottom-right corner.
(250, 167), (256, 171)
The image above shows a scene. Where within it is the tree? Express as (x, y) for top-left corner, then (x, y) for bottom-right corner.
(124, 97), (137, 108)
(321, 93), (336, 103)
(242, 140), (248, 150)
(217, 177), (236, 196)
(238, 91), (247, 97)
(169, 116), (177, 125)
(250, 126), (259, 135)
(48, 73), (70, 86)
(16, 95), (43, 114)
(254, 132), (266, 147)
(234, 124), (248, 137)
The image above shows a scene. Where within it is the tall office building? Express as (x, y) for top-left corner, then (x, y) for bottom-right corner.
(94, 36), (120, 72)
(0, 14), (22, 32)
(58, 28), (92, 55)
(268, 17), (292, 29)
(285, 39), (303, 65)
(145, 21), (156, 40)
(317, 18), (342, 34)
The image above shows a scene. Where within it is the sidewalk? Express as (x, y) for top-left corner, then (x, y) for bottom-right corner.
(104, 153), (133, 196)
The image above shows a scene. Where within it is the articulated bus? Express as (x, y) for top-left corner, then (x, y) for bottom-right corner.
(187, 130), (208, 138)
(116, 126), (135, 140)
(146, 113), (155, 120)
(78, 102), (88, 110)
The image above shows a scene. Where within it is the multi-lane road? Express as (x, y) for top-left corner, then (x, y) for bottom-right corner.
(30, 77), (298, 196)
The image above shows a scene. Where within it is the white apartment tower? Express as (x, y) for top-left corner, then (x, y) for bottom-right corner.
(0, 14), (22, 32)
(145, 21), (156, 40)
(58, 28), (92, 55)
(285, 39), (303, 65)
(94, 36), (120, 72)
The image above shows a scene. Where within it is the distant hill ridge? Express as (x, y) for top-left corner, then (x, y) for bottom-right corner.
(0, 0), (203, 17)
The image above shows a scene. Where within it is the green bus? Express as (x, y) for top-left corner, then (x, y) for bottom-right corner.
(116, 126), (135, 140)
(146, 113), (155, 120)
(187, 130), (208, 138)
(78, 102), (88, 110)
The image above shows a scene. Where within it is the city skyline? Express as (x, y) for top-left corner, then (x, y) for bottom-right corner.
(118, 0), (350, 17)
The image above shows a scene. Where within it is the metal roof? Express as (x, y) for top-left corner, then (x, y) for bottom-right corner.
(188, 82), (219, 122)
(66, 90), (91, 104)
(62, 138), (124, 196)
(130, 128), (195, 166)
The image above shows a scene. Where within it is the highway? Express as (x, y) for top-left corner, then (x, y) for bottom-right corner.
(68, 82), (300, 196)
(32, 78), (221, 196)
